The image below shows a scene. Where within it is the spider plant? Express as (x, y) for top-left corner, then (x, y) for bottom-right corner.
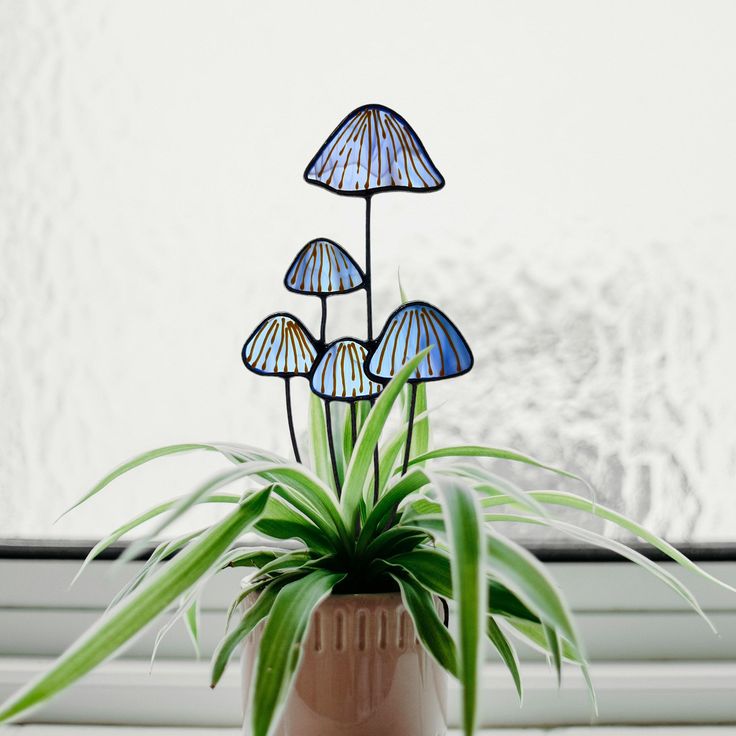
(1, 103), (731, 736)
(0, 351), (731, 736)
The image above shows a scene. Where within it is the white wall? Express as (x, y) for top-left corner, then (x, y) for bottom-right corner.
(1, 0), (735, 540)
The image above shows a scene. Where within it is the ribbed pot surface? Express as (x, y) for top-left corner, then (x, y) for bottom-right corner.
(241, 591), (447, 736)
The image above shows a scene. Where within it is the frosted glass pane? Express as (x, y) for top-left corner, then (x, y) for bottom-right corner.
(1, 1), (735, 543)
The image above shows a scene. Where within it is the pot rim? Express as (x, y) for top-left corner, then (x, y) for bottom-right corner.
(240, 576), (402, 599)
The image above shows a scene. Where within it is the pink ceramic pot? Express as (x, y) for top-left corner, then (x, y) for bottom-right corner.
(241, 591), (448, 736)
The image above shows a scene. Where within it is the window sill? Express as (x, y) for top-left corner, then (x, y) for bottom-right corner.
(1, 558), (735, 728)
(1, 658), (735, 729)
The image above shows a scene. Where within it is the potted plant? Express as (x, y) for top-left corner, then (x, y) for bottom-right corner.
(0, 103), (731, 736)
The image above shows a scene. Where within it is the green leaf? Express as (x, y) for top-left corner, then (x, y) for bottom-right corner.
(250, 570), (345, 736)
(516, 491), (736, 595)
(344, 400), (370, 477)
(341, 350), (431, 529)
(386, 548), (539, 623)
(358, 468), (430, 553)
(253, 466), (348, 545)
(487, 581), (540, 623)
(402, 497), (441, 519)
(504, 617), (581, 663)
(250, 550), (313, 581)
(364, 407), (432, 500)
(385, 549), (453, 599)
(448, 464), (550, 519)
(225, 571), (303, 630)
(70, 494), (240, 586)
(60, 443), (282, 519)
(408, 382), (429, 461)
(211, 580), (283, 688)
(398, 268), (408, 304)
(122, 462), (348, 564)
(432, 474), (485, 736)
(363, 526), (431, 560)
(226, 547), (290, 569)
(308, 395), (334, 491)
(486, 616), (522, 702)
(254, 496), (333, 552)
(485, 512), (714, 631)
(486, 530), (582, 654)
(543, 623), (562, 685)
(152, 541), (273, 669)
(185, 599), (201, 659)
(106, 529), (204, 611)
(328, 402), (348, 486)
(151, 577), (211, 669)
(407, 444), (590, 490)
(502, 616), (597, 710)
(0, 488), (271, 724)
(391, 572), (458, 677)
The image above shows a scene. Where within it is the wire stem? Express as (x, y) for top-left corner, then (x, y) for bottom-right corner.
(324, 401), (341, 497)
(284, 379), (301, 464)
(401, 383), (418, 476)
(365, 195), (373, 341)
(372, 448), (380, 506)
(364, 198), (380, 504)
(319, 296), (327, 344)
(350, 402), (357, 447)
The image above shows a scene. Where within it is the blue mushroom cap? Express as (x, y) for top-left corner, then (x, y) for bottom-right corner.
(304, 104), (445, 196)
(284, 238), (364, 296)
(310, 338), (382, 401)
(242, 313), (318, 378)
(367, 301), (473, 383)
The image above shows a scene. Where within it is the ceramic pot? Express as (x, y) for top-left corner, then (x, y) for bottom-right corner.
(241, 591), (447, 736)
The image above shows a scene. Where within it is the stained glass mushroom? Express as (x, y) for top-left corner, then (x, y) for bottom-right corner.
(242, 313), (319, 463)
(366, 300), (473, 474)
(309, 338), (382, 495)
(284, 238), (365, 343)
(304, 104), (444, 341)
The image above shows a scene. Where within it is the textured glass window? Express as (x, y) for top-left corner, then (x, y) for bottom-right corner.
(1, 2), (735, 542)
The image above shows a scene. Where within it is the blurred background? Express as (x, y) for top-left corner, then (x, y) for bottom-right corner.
(1, 0), (734, 543)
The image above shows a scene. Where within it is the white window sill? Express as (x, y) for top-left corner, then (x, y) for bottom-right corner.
(2, 558), (735, 728)
(2, 658), (735, 729)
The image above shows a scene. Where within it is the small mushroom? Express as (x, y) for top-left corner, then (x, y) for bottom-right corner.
(309, 338), (381, 494)
(284, 238), (365, 343)
(242, 313), (319, 462)
(311, 338), (382, 402)
(367, 301), (473, 474)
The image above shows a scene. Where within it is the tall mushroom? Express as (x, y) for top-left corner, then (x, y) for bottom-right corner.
(304, 104), (444, 341)
(284, 238), (365, 343)
(366, 301), (473, 474)
(309, 338), (382, 496)
(241, 313), (319, 463)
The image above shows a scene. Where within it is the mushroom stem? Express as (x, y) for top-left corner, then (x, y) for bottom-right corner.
(401, 383), (418, 476)
(364, 195), (373, 341)
(372, 448), (380, 506)
(319, 296), (327, 344)
(324, 401), (342, 497)
(364, 198), (380, 504)
(350, 402), (357, 447)
(284, 378), (301, 464)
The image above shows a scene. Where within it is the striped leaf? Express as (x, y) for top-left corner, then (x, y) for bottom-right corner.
(431, 474), (485, 736)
